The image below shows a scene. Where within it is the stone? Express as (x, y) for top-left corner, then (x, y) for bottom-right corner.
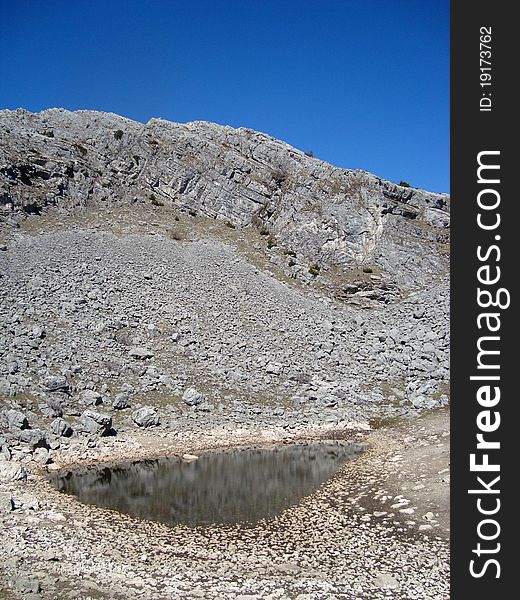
(80, 389), (103, 406)
(132, 406), (160, 428)
(76, 410), (113, 436)
(0, 460), (27, 482)
(43, 375), (69, 392)
(33, 447), (51, 465)
(128, 347), (154, 359)
(0, 491), (14, 512)
(7, 409), (29, 430)
(14, 576), (41, 594)
(50, 417), (73, 437)
(112, 393), (130, 410)
(182, 453), (199, 461)
(19, 429), (49, 450)
(182, 387), (204, 406)
(373, 573), (399, 589)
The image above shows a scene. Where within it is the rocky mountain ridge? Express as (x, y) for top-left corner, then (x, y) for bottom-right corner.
(0, 108), (449, 293)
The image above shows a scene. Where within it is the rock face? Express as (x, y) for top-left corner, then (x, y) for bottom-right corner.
(0, 108), (449, 468)
(0, 108), (449, 290)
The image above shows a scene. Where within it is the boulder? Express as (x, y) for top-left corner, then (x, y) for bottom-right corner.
(7, 409), (29, 431)
(43, 375), (69, 392)
(128, 347), (154, 360)
(0, 491), (14, 512)
(0, 460), (27, 482)
(132, 406), (160, 428)
(76, 410), (113, 436)
(79, 390), (103, 406)
(182, 387), (204, 407)
(19, 429), (49, 450)
(50, 417), (73, 438)
(112, 393), (130, 410)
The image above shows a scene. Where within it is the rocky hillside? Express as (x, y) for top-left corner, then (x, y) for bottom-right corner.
(0, 108), (449, 294)
(0, 108), (449, 464)
(0, 109), (450, 599)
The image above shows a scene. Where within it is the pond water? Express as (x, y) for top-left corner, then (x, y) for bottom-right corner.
(49, 442), (363, 526)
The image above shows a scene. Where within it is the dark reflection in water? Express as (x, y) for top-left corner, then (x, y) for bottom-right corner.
(49, 442), (363, 526)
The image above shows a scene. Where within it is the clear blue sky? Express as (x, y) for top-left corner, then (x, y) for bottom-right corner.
(0, 0), (449, 193)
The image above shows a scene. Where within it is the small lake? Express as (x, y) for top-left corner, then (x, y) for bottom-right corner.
(49, 442), (363, 526)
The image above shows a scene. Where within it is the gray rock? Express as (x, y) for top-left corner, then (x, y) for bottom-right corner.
(113, 393), (130, 410)
(0, 491), (14, 512)
(373, 573), (399, 589)
(7, 409), (29, 430)
(182, 387), (204, 407)
(0, 460), (27, 482)
(128, 347), (154, 360)
(132, 406), (160, 428)
(43, 375), (69, 392)
(19, 429), (49, 450)
(79, 389), (103, 406)
(14, 576), (41, 594)
(33, 447), (51, 464)
(50, 417), (73, 437)
(76, 410), (113, 436)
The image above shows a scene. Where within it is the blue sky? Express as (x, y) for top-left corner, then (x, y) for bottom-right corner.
(0, 0), (449, 192)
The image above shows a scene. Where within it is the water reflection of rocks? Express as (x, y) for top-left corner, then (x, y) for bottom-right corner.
(50, 442), (363, 525)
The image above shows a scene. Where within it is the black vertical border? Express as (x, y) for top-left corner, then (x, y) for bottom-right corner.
(451, 1), (514, 598)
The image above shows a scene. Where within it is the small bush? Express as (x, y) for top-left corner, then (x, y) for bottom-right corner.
(225, 221), (236, 229)
(272, 168), (289, 186)
(260, 228), (269, 236)
(43, 130), (54, 138)
(267, 237), (276, 249)
(114, 129), (124, 140)
(399, 180), (411, 188)
(288, 259), (296, 267)
(304, 150), (314, 158)
(150, 194), (164, 207)
(309, 264), (321, 276)
(73, 143), (87, 156)
(285, 249), (296, 257)
(362, 266), (373, 274)
(188, 209), (197, 217)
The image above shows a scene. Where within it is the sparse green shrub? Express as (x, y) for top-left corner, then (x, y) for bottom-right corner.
(150, 194), (164, 207)
(362, 266), (373, 273)
(309, 264), (321, 276)
(399, 180), (411, 188)
(285, 249), (296, 257)
(114, 129), (124, 140)
(73, 143), (87, 156)
(267, 237), (276, 249)
(272, 169), (288, 186)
